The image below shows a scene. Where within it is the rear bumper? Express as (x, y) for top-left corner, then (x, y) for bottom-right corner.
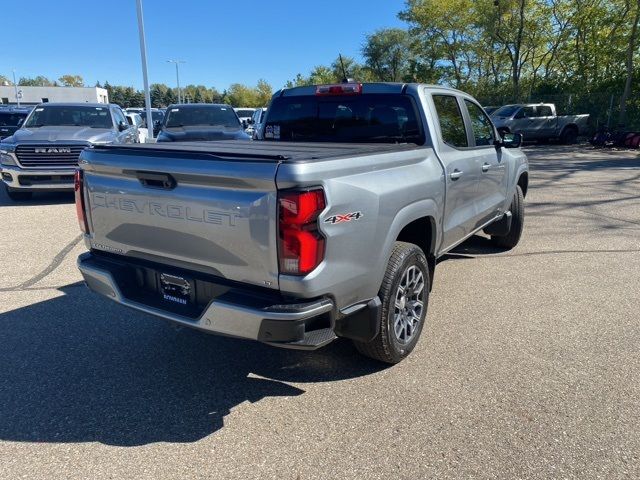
(77, 252), (337, 349)
(1, 165), (75, 191)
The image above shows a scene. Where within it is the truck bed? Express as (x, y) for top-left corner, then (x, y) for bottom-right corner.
(93, 140), (421, 163)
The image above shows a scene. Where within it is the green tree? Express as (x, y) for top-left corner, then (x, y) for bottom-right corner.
(308, 66), (337, 84)
(255, 79), (273, 106)
(58, 74), (84, 87)
(224, 83), (259, 106)
(362, 28), (413, 81)
(618, 0), (640, 124)
(150, 83), (169, 107)
(164, 87), (177, 106)
(18, 75), (55, 86)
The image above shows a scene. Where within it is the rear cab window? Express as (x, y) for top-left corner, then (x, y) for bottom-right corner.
(263, 94), (424, 144)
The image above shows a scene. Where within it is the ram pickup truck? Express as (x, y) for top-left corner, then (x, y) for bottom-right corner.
(491, 103), (589, 143)
(76, 83), (529, 364)
(0, 103), (137, 201)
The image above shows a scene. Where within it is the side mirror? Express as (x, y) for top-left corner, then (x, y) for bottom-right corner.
(499, 132), (523, 148)
(118, 120), (129, 132)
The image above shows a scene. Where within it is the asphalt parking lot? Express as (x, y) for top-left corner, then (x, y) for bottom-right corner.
(0, 145), (638, 479)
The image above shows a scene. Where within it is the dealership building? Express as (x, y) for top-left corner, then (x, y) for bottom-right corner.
(0, 85), (109, 106)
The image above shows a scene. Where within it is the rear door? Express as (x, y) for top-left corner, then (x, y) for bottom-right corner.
(462, 98), (508, 224)
(512, 106), (539, 138)
(536, 104), (556, 138)
(429, 92), (481, 249)
(82, 147), (280, 289)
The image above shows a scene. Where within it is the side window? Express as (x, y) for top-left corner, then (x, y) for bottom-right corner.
(112, 108), (126, 127)
(537, 105), (552, 117)
(433, 95), (468, 148)
(464, 100), (495, 147)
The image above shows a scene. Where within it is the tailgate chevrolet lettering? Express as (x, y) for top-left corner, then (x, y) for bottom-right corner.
(91, 193), (240, 226)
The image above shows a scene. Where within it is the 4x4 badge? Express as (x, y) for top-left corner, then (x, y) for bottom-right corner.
(324, 211), (363, 224)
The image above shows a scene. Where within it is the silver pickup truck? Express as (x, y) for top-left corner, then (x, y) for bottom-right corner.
(76, 83), (529, 364)
(491, 103), (589, 144)
(0, 103), (137, 201)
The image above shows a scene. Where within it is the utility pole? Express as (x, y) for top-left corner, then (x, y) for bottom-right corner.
(167, 60), (185, 103)
(12, 70), (20, 107)
(136, 0), (154, 140)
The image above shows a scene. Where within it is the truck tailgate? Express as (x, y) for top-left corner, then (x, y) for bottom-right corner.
(81, 147), (280, 289)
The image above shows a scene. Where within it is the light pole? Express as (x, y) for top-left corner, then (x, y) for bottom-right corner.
(136, 0), (154, 141)
(12, 70), (20, 107)
(167, 60), (185, 103)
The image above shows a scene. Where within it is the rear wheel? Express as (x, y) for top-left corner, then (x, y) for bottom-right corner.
(491, 185), (524, 249)
(561, 126), (578, 144)
(5, 185), (32, 201)
(353, 242), (430, 364)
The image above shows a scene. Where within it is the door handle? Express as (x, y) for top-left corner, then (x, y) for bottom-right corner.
(450, 169), (463, 181)
(482, 163), (491, 172)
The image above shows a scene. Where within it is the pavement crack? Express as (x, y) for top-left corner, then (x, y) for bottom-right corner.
(0, 234), (83, 292)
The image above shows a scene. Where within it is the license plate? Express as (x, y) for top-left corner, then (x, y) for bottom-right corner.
(159, 273), (192, 305)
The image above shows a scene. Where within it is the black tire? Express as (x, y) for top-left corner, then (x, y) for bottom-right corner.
(561, 126), (578, 144)
(354, 242), (430, 364)
(5, 186), (32, 201)
(491, 185), (524, 249)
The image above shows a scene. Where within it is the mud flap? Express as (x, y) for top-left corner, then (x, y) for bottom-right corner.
(483, 211), (512, 236)
(334, 297), (382, 342)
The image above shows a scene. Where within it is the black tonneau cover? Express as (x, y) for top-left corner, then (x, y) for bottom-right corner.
(93, 140), (421, 163)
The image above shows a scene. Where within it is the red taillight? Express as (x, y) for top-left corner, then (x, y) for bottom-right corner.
(315, 83), (362, 96)
(278, 189), (326, 275)
(74, 169), (89, 234)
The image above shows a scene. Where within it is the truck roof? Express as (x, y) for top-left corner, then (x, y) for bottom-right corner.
(166, 103), (231, 108)
(278, 82), (466, 97)
(92, 140), (421, 163)
(32, 102), (114, 108)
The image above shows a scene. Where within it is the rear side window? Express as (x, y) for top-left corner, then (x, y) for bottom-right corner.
(537, 105), (553, 117)
(433, 95), (468, 148)
(464, 100), (495, 146)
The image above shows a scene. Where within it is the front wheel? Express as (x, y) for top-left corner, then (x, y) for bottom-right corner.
(353, 242), (430, 364)
(491, 185), (524, 249)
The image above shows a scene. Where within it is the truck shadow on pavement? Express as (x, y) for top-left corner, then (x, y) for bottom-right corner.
(0, 190), (74, 207)
(0, 283), (384, 446)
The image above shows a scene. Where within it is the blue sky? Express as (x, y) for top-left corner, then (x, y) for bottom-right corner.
(3, 0), (406, 91)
